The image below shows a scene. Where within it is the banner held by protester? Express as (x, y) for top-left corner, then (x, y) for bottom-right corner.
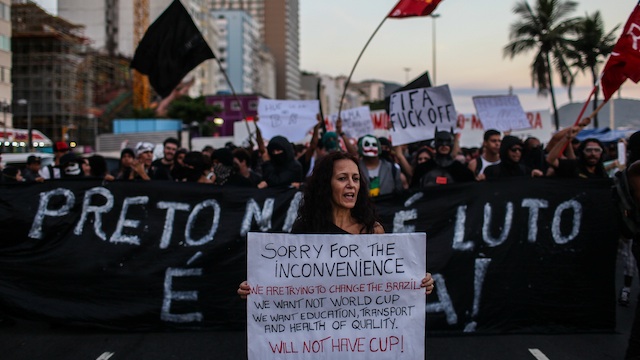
(472, 95), (530, 132)
(328, 106), (374, 140)
(388, 85), (457, 146)
(257, 99), (320, 142)
(246, 232), (426, 359)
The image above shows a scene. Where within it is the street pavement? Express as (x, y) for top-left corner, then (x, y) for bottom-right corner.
(0, 257), (635, 360)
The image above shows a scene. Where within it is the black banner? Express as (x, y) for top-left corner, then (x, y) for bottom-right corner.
(0, 178), (618, 333)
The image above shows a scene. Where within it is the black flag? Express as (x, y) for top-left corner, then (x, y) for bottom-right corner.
(130, 0), (215, 98)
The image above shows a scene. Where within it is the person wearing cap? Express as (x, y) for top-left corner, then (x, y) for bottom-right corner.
(22, 155), (44, 183)
(39, 141), (70, 179)
(130, 142), (154, 180)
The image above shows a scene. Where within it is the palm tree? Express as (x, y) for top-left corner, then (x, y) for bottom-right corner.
(504, 0), (579, 130)
(566, 11), (620, 128)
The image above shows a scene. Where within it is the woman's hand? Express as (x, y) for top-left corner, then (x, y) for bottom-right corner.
(421, 272), (435, 295)
(238, 280), (250, 299)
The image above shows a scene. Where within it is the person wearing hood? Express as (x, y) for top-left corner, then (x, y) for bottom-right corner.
(484, 136), (543, 179)
(260, 135), (303, 188)
(410, 130), (475, 187)
(111, 148), (135, 180)
(59, 153), (86, 179)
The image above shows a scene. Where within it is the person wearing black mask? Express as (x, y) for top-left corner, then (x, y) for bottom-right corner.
(484, 136), (543, 178)
(261, 135), (303, 188)
(410, 130), (475, 187)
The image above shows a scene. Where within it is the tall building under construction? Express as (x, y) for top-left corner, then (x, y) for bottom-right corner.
(12, 2), (131, 146)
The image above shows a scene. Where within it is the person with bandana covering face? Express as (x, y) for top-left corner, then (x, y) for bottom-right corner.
(410, 130), (475, 188)
(357, 134), (402, 197)
(261, 135), (303, 188)
(483, 136), (544, 178)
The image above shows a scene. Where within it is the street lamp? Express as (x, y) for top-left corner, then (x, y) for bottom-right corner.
(431, 14), (441, 86)
(1, 101), (8, 152)
(17, 99), (31, 151)
(403, 67), (411, 83)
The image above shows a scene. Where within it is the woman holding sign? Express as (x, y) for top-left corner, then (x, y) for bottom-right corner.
(238, 151), (434, 297)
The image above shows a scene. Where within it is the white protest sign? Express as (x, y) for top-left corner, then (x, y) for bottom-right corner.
(472, 95), (531, 132)
(257, 99), (320, 142)
(247, 233), (426, 360)
(455, 110), (553, 148)
(328, 106), (374, 139)
(389, 85), (457, 146)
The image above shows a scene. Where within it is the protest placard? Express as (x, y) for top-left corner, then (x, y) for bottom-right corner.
(257, 99), (320, 142)
(247, 233), (426, 360)
(328, 106), (374, 139)
(472, 95), (531, 132)
(388, 85), (457, 146)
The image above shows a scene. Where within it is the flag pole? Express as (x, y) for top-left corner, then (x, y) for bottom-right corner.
(338, 16), (389, 118)
(213, 57), (254, 146)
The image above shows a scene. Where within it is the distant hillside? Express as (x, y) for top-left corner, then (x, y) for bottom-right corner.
(557, 98), (640, 130)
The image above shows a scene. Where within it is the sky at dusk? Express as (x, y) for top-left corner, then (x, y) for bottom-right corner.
(32, 0), (640, 113)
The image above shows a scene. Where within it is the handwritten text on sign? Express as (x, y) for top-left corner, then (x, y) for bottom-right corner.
(472, 95), (531, 132)
(388, 85), (457, 146)
(328, 106), (374, 139)
(247, 233), (426, 360)
(257, 99), (320, 142)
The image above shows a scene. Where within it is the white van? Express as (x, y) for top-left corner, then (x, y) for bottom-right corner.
(1, 152), (55, 168)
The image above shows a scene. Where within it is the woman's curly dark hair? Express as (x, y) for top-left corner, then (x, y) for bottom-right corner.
(295, 151), (378, 233)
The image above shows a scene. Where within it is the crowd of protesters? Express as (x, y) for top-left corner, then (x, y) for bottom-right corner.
(0, 117), (625, 190)
(0, 116), (638, 339)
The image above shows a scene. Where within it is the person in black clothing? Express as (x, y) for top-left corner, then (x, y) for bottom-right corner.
(22, 155), (44, 183)
(150, 137), (179, 180)
(211, 148), (234, 185)
(410, 130), (475, 187)
(615, 131), (640, 358)
(547, 132), (608, 179)
(226, 148), (262, 187)
(484, 136), (543, 179)
(111, 148), (135, 180)
(237, 151), (435, 298)
(261, 135), (303, 188)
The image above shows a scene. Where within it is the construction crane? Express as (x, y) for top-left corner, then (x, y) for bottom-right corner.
(132, 0), (150, 109)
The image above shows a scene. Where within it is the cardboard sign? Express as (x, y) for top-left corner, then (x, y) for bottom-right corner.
(257, 99), (320, 142)
(247, 233), (427, 360)
(472, 95), (531, 132)
(388, 85), (457, 146)
(328, 106), (374, 139)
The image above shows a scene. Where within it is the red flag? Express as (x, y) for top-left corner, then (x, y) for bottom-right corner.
(388, 0), (442, 18)
(601, 2), (640, 101)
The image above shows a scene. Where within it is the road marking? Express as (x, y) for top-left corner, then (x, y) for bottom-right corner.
(97, 352), (115, 360)
(529, 348), (550, 360)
